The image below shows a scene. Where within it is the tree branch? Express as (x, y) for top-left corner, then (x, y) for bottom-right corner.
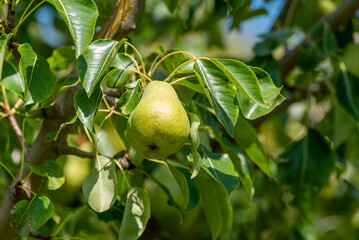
(59, 145), (96, 159)
(279, 0), (359, 80)
(94, 0), (146, 40)
(0, 103), (28, 155)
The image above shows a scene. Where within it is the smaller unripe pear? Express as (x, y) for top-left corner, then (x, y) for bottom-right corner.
(125, 81), (190, 159)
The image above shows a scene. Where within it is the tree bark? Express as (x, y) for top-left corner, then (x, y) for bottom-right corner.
(279, 0), (359, 81)
(0, 0), (145, 239)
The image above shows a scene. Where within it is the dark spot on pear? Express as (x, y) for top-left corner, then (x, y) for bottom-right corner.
(148, 143), (159, 152)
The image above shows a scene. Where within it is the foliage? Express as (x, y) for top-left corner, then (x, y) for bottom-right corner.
(0, 0), (359, 239)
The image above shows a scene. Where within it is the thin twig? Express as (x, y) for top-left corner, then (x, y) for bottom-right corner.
(0, 102), (28, 154)
(59, 145), (96, 159)
(28, 231), (51, 240)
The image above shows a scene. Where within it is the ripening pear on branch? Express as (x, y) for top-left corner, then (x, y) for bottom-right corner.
(125, 81), (190, 159)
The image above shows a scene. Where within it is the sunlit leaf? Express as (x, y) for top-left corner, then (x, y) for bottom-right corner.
(83, 156), (117, 212)
(25, 161), (65, 190)
(210, 58), (265, 106)
(237, 67), (285, 120)
(46, 0), (99, 58)
(119, 187), (151, 240)
(78, 39), (126, 96)
(194, 59), (239, 136)
(188, 113), (201, 178)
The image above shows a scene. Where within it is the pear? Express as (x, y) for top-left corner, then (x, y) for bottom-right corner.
(125, 81), (190, 159)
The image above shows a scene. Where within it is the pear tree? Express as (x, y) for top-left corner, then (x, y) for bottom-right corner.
(1, 0), (359, 239)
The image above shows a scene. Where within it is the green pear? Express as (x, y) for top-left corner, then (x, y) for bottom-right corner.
(125, 80), (190, 159)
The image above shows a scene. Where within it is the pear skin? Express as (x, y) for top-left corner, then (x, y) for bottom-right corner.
(125, 81), (190, 159)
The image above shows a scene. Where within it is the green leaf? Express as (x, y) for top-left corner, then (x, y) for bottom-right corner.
(83, 156), (117, 213)
(314, 22), (339, 54)
(1, 56), (25, 98)
(216, 133), (254, 199)
(106, 54), (134, 89)
(74, 87), (102, 132)
(119, 187), (151, 240)
(188, 113), (201, 178)
(110, 114), (128, 150)
(210, 58), (265, 106)
(0, 33), (12, 78)
(232, 8), (267, 28)
(46, 77), (79, 103)
(25, 161), (65, 190)
(47, 46), (76, 70)
(298, 43), (326, 70)
(223, 0), (242, 15)
(237, 67), (285, 120)
(117, 80), (142, 115)
(333, 101), (356, 149)
(336, 72), (359, 123)
(167, 163), (190, 211)
(196, 172), (233, 240)
(176, 167), (200, 211)
(150, 164), (188, 216)
(194, 59), (239, 136)
(10, 194), (54, 236)
(104, 69), (128, 90)
(277, 129), (334, 190)
(55, 76), (79, 97)
(18, 44), (56, 105)
(162, 0), (178, 13)
(46, 0), (99, 58)
(172, 73), (204, 94)
(254, 28), (295, 57)
(78, 39), (125, 96)
(234, 114), (273, 178)
(200, 147), (239, 194)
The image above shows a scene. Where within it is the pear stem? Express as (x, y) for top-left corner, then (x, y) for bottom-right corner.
(123, 52), (141, 72)
(164, 57), (210, 83)
(169, 74), (197, 85)
(124, 42), (146, 76)
(146, 158), (168, 165)
(117, 67), (152, 82)
(148, 50), (196, 78)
